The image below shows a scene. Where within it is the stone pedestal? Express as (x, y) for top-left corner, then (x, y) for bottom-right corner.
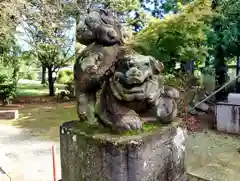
(60, 120), (187, 181)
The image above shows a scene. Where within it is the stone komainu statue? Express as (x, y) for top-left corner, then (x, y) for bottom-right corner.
(74, 7), (180, 132)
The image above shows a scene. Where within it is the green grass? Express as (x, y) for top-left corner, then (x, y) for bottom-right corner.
(0, 102), (78, 140)
(0, 82), (72, 140)
(16, 83), (65, 96)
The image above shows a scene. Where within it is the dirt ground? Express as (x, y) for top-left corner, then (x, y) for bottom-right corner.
(186, 111), (240, 181)
(0, 124), (61, 181)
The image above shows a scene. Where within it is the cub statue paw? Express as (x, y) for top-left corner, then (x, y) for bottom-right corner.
(115, 110), (143, 131)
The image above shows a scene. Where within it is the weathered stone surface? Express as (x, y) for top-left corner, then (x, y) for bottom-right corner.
(0, 110), (19, 120)
(60, 120), (187, 181)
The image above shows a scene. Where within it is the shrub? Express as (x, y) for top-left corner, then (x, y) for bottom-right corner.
(0, 74), (17, 104)
(64, 81), (75, 97)
(160, 73), (202, 116)
(56, 81), (75, 102)
(56, 69), (74, 84)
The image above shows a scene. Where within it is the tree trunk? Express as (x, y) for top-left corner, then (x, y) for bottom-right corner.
(41, 65), (46, 84)
(236, 56), (240, 93)
(12, 66), (19, 85)
(214, 50), (228, 101)
(212, 0), (227, 101)
(48, 67), (55, 96)
(180, 61), (194, 74)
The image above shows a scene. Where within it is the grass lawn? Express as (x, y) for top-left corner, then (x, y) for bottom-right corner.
(16, 82), (65, 97)
(0, 81), (76, 140)
(0, 102), (78, 140)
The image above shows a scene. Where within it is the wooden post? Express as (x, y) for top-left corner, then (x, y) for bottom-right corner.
(52, 145), (57, 181)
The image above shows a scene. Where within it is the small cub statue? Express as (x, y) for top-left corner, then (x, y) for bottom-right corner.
(95, 52), (180, 132)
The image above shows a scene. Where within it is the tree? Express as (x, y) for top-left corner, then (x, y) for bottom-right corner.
(0, 40), (33, 103)
(207, 0), (240, 98)
(128, 0), (214, 72)
(36, 43), (74, 96)
(21, 0), (74, 96)
(0, 0), (29, 58)
(0, 0), (28, 38)
(64, 0), (145, 32)
(0, 0), (34, 103)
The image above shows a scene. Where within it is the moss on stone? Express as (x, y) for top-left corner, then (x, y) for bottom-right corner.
(65, 118), (183, 144)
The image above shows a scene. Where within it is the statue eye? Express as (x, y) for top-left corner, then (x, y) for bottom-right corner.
(128, 63), (134, 67)
(144, 62), (149, 66)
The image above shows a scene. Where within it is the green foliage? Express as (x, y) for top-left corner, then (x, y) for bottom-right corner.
(161, 72), (201, 112)
(0, 41), (24, 104)
(37, 43), (73, 70)
(20, 1), (75, 96)
(57, 81), (75, 101)
(130, 0), (214, 72)
(0, 74), (17, 104)
(64, 81), (75, 97)
(56, 69), (74, 84)
(0, 35), (35, 102)
(0, 0), (28, 43)
(209, 0), (240, 58)
(161, 74), (186, 90)
(102, 0), (141, 13)
(160, 72), (201, 95)
(22, 1), (75, 71)
(161, 0), (193, 14)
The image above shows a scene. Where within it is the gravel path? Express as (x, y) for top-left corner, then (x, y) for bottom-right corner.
(0, 125), (61, 181)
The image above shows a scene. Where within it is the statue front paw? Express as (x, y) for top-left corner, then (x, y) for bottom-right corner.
(115, 114), (142, 132)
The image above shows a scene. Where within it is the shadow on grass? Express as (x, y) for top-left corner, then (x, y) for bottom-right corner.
(12, 101), (78, 140)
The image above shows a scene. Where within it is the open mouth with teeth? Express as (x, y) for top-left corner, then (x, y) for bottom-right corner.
(109, 75), (151, 101)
